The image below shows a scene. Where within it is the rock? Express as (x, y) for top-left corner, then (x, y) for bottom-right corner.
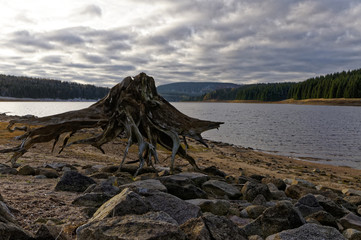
(43, 162), (75, 171)
(202, 212), (247, 240)
(0, 193), (3, 202)
(240, 205), (267, 219)
(120, 179), (167, 194)
(336, 197), (358, 213)
(203, 166), (227, 177)
(91, 188), (151, 221)
(72, 193), (111, 208)
(89, 172), (111, 179)
(249, 235), (264, 240)
(77, 211), (186, 240)
(17, 165), (35, 175)
(55, 171), (96, 192)
(180, 217), (212, 240)
(316, 194), (349, 218)
(344, 196), (361, 206)
(252, 194), (267, 205)
(343, 189), (361, 197)
(35, 224), (68, 240)
(37, 168), (59, 178)
(202, 180), (241, 199)
(173, 172), (210, 187)
(228, 215), (253, 227)
(306, 210), (338, 228)
(99, 165), (119, 173)
(242, 200), (305, 238)
(89, 177), (120, 196)
(145, 191), (201, 224)
(249, 174), (266, 182)
(159, 175), (207, 200)
(238, 176), (256, 184)
(285, 185), (318, 199)
(266, 223), (346, 240)
(0, 200), (34, 239)
(262, 177), (286, 191)
(340, 213), (361, 231)
(186, 199), (230, 216)
(0, 163), (17, 175)
(241, 181), (271, 202)
(343, 228), (361, 240)
(292, 179), (316, 188)
(295, 194), (323, 217)
(358, 206), (361, 216)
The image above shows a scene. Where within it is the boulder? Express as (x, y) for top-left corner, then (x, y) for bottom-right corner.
(17, 165), (35, 175)
(343, 189), (361, 197)
(180, 217), (212, 240)
(241, 181), (271, 202)
(89, 177), (120, 196)
(0, 163), (17, 175)
(203, 166), (226, 177)
(55, 171), (96, 192)
(285, 185), (319, 199)
(202, 180), (241, 199)
(175, 172), (210, 187)
(91, 188), (151, 221)
(292, 179), (316, 189)
(242, 200), (305, 238)
(343, 228), (361, 240)
(294, 194), (323, 217)
(306, 210), (338, 228)
(202, 212), (248, 240)
(77, 211), (185, 240)
(344, 196), (361, 206)
(72, 193), (111, 208)
(186, 199), (230, 216)
(120, 179), (167, 194)
(145, 191), (201, 224)
(315, 194), (349, 218)
(265, 223), (346, 240)
(240, 205), (267, 219)
(37, 168), (59, 178)
(340, 213), (361, 231)
(158, 175), (207, 200)
(262, 178), (286, 191)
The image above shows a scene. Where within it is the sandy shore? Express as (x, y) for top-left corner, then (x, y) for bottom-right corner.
(0, 115), (360, 235)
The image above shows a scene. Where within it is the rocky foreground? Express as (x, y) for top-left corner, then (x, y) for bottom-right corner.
(1, 161), (361, 240)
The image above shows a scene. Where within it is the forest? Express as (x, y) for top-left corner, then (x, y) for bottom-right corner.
(0, 75), (109, 100)
(201, 68), (361, 101)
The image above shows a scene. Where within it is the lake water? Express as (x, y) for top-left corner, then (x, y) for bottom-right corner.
(0, 101), (360, 169)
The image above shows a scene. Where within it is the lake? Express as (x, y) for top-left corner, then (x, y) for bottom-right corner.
(0, 101), (360, 169)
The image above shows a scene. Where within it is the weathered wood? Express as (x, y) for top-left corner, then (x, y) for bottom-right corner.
(0, 73), (223, 175)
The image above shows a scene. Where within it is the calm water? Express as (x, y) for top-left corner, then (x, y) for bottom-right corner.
(0, 101), (360, 169)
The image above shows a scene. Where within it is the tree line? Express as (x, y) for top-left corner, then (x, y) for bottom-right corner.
(0, 74), (109, 100)
(200, 68), (361, 101)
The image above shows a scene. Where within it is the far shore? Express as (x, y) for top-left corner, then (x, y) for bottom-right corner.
(201, 98), (361, 106)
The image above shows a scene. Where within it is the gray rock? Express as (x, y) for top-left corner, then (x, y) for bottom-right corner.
(120, 179), (167, 194)
(316, 194), (349, 218)
(159, 175), (207, 200)
(285, 185), (318, 199)
(343, 189), (361, 197)
(90, 177), (120, 196)
(266, 223), (346, 240)
(77, 211), (185, 240)
(180, 217), (212, 240)
(343, 228), (361, 240)
(295, 194), (323, 217)
(241, 181), (271, 202)
(340, 213), (361, 231)
(186, 199), (230, 216)
(55, 171), (96, 192)
(91, 188), (151, 221)
(202, 180), (241, 199)
(203, 166), (226, 177)
(262, 177), (286, 191)
(175, 172), (210, 187)
(228, 215), (253, 227)
(242, 200), (305, 238)
(72, 193), (111, 208)
(240, 205), (267, 219)
(17, 165), (35, 175)
(145, 191), (201, 224)
(306, 210), (338, 228)
(0, 193), (3, 202)
(292, 179), (316, 189)
(37, 168), (59, 178)
(0, 163), (17, 175)
(35, 224), (68, 240)
(344, 196), (361, 206)
(202, 212), (247, 240)
(249, 235), (264, 240)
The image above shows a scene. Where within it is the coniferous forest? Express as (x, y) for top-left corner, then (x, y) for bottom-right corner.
(201, 68), (361, 101)
(0, 75), (109, 100)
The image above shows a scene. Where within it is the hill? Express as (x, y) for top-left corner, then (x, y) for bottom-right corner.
(0, 74), (109, 100)
(201, 68), (361, 102)
(157, 82), (240, 101)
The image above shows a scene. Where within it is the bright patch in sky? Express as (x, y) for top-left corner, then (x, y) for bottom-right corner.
(1, 0), (361, 86)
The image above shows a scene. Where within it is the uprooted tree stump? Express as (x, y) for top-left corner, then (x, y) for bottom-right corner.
(0, 73), (223, 175)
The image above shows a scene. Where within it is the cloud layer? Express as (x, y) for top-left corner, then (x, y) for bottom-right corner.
(1, 0), (361, 86)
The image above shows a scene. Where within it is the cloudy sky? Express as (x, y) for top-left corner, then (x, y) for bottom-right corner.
(1, 0), (361, 87)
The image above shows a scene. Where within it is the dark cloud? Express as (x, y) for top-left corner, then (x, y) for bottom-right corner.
(80, 4), (102, 17)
